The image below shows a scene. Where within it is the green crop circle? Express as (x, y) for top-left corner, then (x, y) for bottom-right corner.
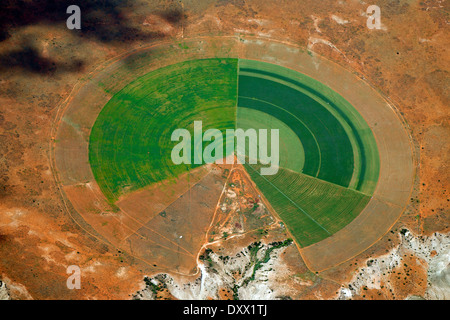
(89, 58), (380, 247)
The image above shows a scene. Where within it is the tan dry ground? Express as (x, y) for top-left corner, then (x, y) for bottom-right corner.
(123, 164), (231, 274)
(207, 166), (277, 242)
(0, 0), (448, 299)
(116, 166), (210, 226)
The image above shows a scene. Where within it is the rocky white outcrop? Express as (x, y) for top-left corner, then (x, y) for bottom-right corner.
(338, 229), (449, 300)
(0, 280), (10, 300)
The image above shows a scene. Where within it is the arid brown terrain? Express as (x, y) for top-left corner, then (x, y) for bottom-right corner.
(0, 0), (448, 299)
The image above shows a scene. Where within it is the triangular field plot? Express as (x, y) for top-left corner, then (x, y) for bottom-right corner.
(243, 164), (370, 247)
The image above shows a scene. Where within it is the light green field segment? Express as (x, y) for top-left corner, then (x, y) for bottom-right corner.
(236, 107), (305, 172)
(89, 58), (238, 203)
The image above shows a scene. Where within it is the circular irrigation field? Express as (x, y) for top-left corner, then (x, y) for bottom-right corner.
(52, 36), (414, 273)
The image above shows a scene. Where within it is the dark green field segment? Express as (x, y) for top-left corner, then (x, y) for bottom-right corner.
(89, 57), (380, 247)
(238, 59), (379, 193)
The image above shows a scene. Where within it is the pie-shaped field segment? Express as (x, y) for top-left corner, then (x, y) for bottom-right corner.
(89, 58), (380, 249)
